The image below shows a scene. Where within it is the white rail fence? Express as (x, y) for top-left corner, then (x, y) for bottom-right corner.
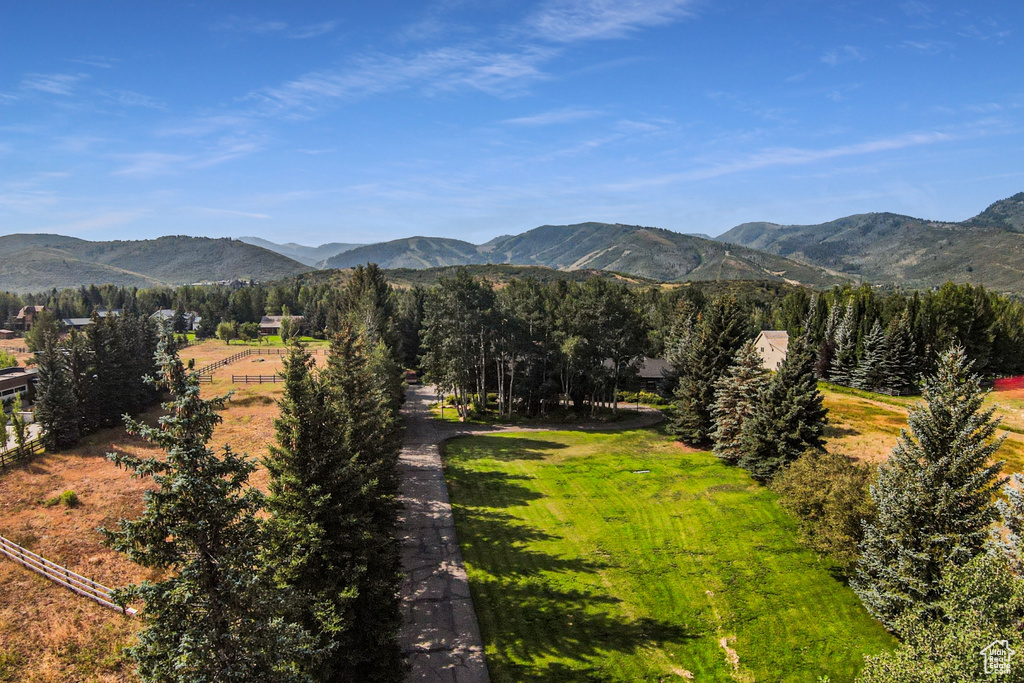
(0, 536), (137, 616)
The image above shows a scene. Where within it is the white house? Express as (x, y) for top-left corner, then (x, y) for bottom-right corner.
(753, 330), (789, 370)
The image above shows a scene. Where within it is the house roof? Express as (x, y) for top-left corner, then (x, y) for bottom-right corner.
(756, 330), (790, 351)
(16, 306), (44, 318)
(62, 318), (93, 327)
(638, 357), (671, 379)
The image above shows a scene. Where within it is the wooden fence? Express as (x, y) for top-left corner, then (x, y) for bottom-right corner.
(231, 375), (283, 384)
(0, 436), (43, 469)
(0, 536), (137, 615)
(194, 347), (322, 377)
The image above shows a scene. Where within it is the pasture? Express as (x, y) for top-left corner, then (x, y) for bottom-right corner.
(0, 339), (321, 682)
(443, 427), (896, 682)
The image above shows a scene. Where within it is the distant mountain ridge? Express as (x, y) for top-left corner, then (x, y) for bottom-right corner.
(717, 192), (1024, 291)
(324, 223), (843, 287)
(0, 234), (310, 293)
(237, 236), (364, 267)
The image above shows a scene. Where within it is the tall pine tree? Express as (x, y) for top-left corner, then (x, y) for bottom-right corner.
(33, 329), (80, 450)
(829, 303), (858, 386)
(852, 319), (887, 392)
(738, 335), (828, 483)
(669, 297), (745, 443)
(710, 341), (768, 465)
(103, 332), (311, 682)
(883, 312), (918, 394)
(852, 346), (1006, 630)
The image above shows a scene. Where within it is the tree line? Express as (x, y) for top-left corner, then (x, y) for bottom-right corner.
(101, 267), (406, 682)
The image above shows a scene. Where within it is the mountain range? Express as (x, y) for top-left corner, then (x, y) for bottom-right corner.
(717, 193), (1024, 290)
(315, 223), (843, 286)
(3, 192), (1023, 294)
(237, 236), (363, 267)
(0, 234), (310, 293)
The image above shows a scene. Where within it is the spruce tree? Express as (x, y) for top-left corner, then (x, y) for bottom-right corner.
(829, 303), (858, 385)
(669, 297), (745, 443)
(815, 303), (841, 379)
(995, 473), (1024, 575)
(710, 341), (768, 465)
(738, 336), (828, 483)
(852, 346), (1006, 630)
(322, 327), (404, 682)
(883, 313), (918, 394)
(34, 330), (80, 450)
(103, 332), (311, 682)
(852, 319), (887, 391)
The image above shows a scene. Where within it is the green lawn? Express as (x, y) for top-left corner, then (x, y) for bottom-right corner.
(443, 428), (895, 682)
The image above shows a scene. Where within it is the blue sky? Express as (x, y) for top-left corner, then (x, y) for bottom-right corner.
(2, 1), (1021, 246)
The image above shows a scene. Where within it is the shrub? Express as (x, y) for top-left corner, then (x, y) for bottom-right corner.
(43, 490), (79, 507)
(772, 450), (873, 565)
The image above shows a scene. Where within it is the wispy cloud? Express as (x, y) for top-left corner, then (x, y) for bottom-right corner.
(528, 0), (693, 42)
(69, 55), (119, 69)
(191, 206), (271, 219)
(111, 152), (192, 177)
(821, 45), (866, 66)
(502, 107), (601, 126)
(606, 129), (965, 190)
(250, 46), (554, 115)
(21, 73), (87, 96)
(212, 15), (337, 39)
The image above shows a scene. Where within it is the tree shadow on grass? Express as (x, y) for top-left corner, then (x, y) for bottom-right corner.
(823, 424), (861, 438)
(443, 435), (568, 462)
(448, 472), (698, 680)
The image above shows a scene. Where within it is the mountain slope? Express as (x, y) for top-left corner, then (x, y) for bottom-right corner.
(325, 237), (485, 270)
(324, 224), (843, 286)
(717, 192), (1024, 290)
(0, 234), (310, 293)
(238, 236), (364, 267)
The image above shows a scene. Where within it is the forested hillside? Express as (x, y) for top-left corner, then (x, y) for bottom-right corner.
(718, 192), (1024, 291)
(324, 223), (843, 287)
(0, 234), (310, 293)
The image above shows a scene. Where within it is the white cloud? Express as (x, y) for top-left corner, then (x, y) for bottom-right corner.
(111, 152), (192, 177)
(211, 15), (336, 39)
(191, 207), (271, 219)
(502, 107), (601, 126)
(21, 73), (87, 96)
(528, 0), (693, 42)
(605, 129), (963, 190)
(821, 45), (866, 66)
(289, 21), (338, 39)
(250, 46), (554, 115)
(69, 55), (119, 69)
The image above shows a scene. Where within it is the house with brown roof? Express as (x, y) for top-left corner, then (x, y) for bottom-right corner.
(15, 306), (45, 331)
(259, 315), (304, 336)
(754, 330), (789, 370)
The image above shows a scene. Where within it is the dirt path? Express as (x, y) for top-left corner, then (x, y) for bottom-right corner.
(397, 385), (664, 682)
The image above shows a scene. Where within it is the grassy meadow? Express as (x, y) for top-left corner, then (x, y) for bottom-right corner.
(443, 427), (896, 682)
(821, 383), (1024, 472)
(0, 339), (317, 682)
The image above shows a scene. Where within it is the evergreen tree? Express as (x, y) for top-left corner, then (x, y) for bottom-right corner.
(829, 303), (858, 385)
(738, 336), (828, 483)
(320, 326), (404, 682)
(995, 473), (1024, 575)
(857, 553), (1024, 682)
(852, 319), (887, 391)
(710, 341), (768, 465)
(883, 313), (918, 394)
(263, 342), (367, 681)
(34, 330), (80, 450)
(669, 297), (745, 443)
(815, 304), (841, 379)
(852, 346), (1006, 630)
(103, 332), (311, 682)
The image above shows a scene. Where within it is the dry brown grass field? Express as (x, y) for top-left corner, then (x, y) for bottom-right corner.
(822, 385), (1024, 473)
(0, 339), (325, 682)
(0, 338), (34, 366)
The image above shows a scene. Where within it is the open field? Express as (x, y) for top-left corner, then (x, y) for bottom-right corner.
(821, 385), (1024, 472)
(0, 339), (319, 682)
(0, 337), (33, 366)
(443, 427), (895, 682)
